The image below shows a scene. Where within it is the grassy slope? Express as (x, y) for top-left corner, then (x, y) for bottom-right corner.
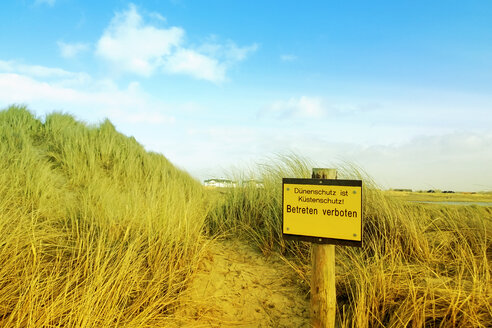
(0, 106), (208, 327)
(207, 157), (492, 327)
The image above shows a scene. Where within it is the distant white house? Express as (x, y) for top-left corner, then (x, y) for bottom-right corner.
(203, 178), (264, 188)
(203, 178), (236, 188)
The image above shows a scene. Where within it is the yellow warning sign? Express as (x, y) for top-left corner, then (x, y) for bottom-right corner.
(282, 178), (362, 246)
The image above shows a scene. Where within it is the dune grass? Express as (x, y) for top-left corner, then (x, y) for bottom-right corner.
(0, 106), (208, 327)
(2, 105), (491, 327)
(207, 156), (492, 327)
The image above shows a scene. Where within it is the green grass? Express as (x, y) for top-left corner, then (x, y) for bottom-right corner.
(207, 157), (492, 327)
(0, 105), (208, 327)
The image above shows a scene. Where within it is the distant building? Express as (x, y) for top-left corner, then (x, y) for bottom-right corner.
(203, 178), (236, 188)
(203, 178), (264, 188)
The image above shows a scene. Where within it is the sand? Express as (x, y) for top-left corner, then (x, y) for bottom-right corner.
(171, 239), (310, 327)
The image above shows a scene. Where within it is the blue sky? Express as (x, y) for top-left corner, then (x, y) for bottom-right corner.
(1, 0), (491, 191)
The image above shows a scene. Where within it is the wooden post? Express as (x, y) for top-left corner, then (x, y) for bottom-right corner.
(311, 168), (337, 328)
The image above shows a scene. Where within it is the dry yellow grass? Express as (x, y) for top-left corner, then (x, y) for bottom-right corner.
(207, 157), (492, 327)
(0, 106), (208, 327)
(2, 106), (491, 327)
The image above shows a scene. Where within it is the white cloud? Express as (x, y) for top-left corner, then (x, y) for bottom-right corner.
(149, 12), (166, 22)
(58, 42), (90, 58)
(96, 4), (183, 77)
(225, 42), (258, 62)
(0, 68), (174, 126)
(95, 4), (256, 82)
(267, 96), (325, 119)
(163, 49), (226, 82)
(157, 113), (492, 191)
(0, 59), (91, 86)
(355, 133), (492, 191)
(107, 108), (175, 125)
(199, 41), (258, 63)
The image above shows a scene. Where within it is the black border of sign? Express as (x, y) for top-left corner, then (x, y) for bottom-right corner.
(282, 178), (363, 247)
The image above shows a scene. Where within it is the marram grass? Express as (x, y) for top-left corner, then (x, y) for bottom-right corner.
(0, 106), (208, 327)
(2, 105), (491, 327)
(207, 156), (492, 327)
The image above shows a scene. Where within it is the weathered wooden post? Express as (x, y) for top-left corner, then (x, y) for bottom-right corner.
(282, 168), (362, 328)
(311, 168), (337, 328)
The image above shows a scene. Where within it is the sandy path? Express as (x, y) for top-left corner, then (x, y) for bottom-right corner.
(173, 239), (310, 327)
